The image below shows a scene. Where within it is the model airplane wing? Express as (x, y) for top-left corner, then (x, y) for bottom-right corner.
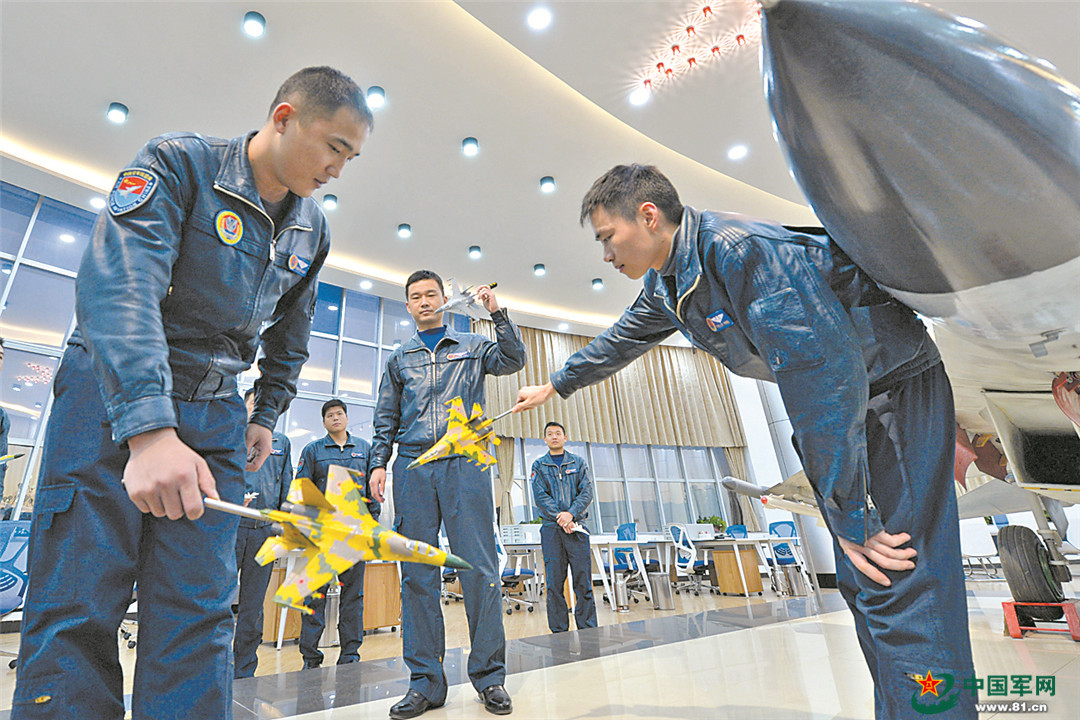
(407, 397), (500, 470)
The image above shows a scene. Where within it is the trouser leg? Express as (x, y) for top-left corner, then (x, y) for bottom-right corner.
(541, 525), (571, 632)
(299, 589), (327, 666)
(234, 524), (274, 678)
(567, 531), (597, 630)
(392, 456), (446, 703)
(337, 561), (366, 664)
(131, 395), (245, 720)
(834, 364), (975, 719)
(439, 457), (506, 692)
(12, 347), (137, 720)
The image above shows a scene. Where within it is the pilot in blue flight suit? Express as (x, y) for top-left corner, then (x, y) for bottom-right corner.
(233, 388), (293, 679)
(515, 165), (976, 720)
(12, 67), (372, 719)
(295, 398), (378, 668)
(369, 270), (525, 719)
(531, 421), (597, 633)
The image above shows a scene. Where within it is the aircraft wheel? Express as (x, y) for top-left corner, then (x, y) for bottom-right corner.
(998, 526), (1064, 621)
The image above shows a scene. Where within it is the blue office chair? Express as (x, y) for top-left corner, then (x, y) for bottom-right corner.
(607, 522), (657, 605)
(0, 520), (32, 669)
(668, 523), (712, 596)
(726, 524), (747, 539)
(767, 520), (808, 595)
(494, 527), (536, 615)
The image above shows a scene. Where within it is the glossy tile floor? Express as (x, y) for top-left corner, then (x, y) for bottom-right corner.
(3, 576), (1078, 719)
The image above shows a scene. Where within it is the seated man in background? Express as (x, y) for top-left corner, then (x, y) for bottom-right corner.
(531, 421), (597, 633)
(296, 398), (378, 669)
(234, 388), (294, 678)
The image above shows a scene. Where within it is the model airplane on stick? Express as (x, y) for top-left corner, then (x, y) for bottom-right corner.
(435, 279), (497, 315)
(205, 465), (471, 614)
(407, 397), (511, 471)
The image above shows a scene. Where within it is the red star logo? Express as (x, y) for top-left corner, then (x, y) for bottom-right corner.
(916, 671), (944, 697)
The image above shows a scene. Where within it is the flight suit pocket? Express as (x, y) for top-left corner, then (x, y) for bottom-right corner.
(747, 287), (827, 373)
(11, 668), (66, 716)
(32, 483), (75, 532)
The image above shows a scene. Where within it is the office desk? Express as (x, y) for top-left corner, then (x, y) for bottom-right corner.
(706, 537), (792, 597)
(589, 536), (652, 608)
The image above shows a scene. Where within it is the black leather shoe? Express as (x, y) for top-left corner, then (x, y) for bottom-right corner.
(303, 661), (321, 670)
(480, 685), (512, 715)
(389, 690), (444, 719)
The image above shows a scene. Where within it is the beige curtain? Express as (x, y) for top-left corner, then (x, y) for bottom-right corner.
(494, 434), (517, 525)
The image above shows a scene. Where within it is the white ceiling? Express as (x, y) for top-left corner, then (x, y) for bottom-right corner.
(1, 1), (1077, 335)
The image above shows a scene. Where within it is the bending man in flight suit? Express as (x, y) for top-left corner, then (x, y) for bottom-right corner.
(531, 420), (597, 633)
(296, 398), (378, 668)
(369, 270), (526, 719)
(13, 67), (372, 719)
(514, 165), (975, 720)
(234, 388), (294, 678)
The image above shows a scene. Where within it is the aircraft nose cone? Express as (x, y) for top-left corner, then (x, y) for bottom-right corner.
(444, 553), (473, 570)
(761, 0), (1080, 296)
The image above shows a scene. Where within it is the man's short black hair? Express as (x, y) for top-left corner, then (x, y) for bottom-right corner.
(544, 421), (565, 434)
(270, 66), (374, 131)
(322, 398), (348, 418)
(405, 269), (444, 298)
(579, 164), (684, 227)
(244, 387), (256, 401)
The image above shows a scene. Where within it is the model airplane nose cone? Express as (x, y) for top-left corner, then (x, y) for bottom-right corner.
(761, 0), (1080, 296)
(444, 553), (474, 570)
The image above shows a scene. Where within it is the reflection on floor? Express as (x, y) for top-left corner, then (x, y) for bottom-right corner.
(3, 577), (1078, 719)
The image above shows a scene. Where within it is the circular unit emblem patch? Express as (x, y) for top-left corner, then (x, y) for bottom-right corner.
(215, 210), (244, 245)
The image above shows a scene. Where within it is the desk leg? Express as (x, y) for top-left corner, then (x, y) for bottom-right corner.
(592, 545), (614, 608)
(633, 546), (653, 602)
(732, 542), (751, 597)
(276, 554), (297, 650)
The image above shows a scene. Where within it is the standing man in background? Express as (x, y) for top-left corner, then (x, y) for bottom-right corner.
(13, 67), (372, 719)
(296, 398), (378, 668)
(530, 421), (597, 633)
(233, 388), (293, 679)
(369, 270), (525, 718)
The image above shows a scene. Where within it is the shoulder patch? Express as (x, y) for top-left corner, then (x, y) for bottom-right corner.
(109, 169), (158, 216)
(215, 210), (243, 245)
(705, 309), (734, 332)
(288, 254), (311, 276)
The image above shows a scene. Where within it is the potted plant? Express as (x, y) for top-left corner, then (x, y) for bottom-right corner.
(698, 515), (726, 536)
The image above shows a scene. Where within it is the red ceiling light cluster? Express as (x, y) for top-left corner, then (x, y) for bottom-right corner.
(628, 0), (763, 102)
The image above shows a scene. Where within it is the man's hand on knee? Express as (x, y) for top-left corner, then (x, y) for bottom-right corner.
(838, 530), (917, 587)
(125, 428), (218, 521)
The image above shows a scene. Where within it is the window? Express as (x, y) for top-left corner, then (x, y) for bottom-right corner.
(338, 342), (376, 400)
(381, 299), (414, 346)
(590, 444), (621, 478)
(0, 349), (58, 442)
(0, 182), (38, 256)
(626, 481), (662, 532)
(0, 266), (75, 347)
(682, 447), (713, 479)
(690, 482), (723, 520)
(620, 444), (651, 477)
(311, 283), (343, 336)
(296, 336), (335, 395)
(594, 480), (628, 533)
(652, 446), (681, 479)
(22, 198), (95, 272)
(342, 290), (379, 342)
(658, 482), (692, 526)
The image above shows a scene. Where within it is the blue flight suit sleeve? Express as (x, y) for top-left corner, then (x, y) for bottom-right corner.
(371, 357), (403, 469)
(248, 240), (329, 432)
(550, 289), (676, 397)
(296, 441), (317, 482)
(75, 140), (190, 443)
(481, 309), (526, 376)
(719, 239), (882, 544)
(566, 458), (594, 521)
(530, 459), (560, 522)
(277, 434), (294, 510)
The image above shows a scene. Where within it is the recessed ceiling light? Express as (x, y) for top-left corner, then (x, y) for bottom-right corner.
(527, 7), (552, 31)
(727, 144), (749, 161)
(59, 233), (75, 243)
(322, 194), (338, 211)
(540, 176), (556, 193)
(533, 263), (546, 276)
(12, 385), (20, 392)
(397, 223), (412, 239)
(592, 278), (604, 291)
(106, 102), (129, 124)
(366, 86), (386, 110)
(462, 137), (479, 156)
(469, 245), (482, 259)
(558, 322), (569, 331)
(327, 304), (338, 312)
(629, 84), (652, 106)
(1, 267), (9, 275)
(242, 11), (265, 38)
(90, 197), (106, 210)
(359, 279), (373, 290)
(399, 320), (411, 327)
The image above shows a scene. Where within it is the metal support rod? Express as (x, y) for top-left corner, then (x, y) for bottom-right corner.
(203, 497), (265, 522)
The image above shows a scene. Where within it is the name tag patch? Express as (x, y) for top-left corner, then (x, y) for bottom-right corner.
(288, 254), (311, 275)
(109, 169), (158, 216)
(706, 309), (734, 332)
(215, 210), (244, 245)
(351, 451), (365, 458)
(564, 467), (577, 474)
(270, 448), (284, 456)
(446, 351), (470, 360)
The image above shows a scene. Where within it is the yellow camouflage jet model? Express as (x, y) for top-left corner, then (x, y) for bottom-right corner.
(407, 397), (508, 471)
(205, 465), (471, 614)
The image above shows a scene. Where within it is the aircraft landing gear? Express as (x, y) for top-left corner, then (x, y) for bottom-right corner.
(998, 525), (1065, 622)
